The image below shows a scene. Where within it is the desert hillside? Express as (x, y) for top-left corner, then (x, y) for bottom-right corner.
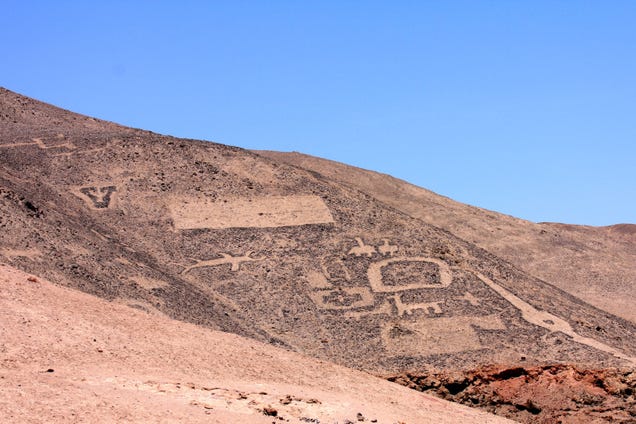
(1, 87), (635, 373)
(1, 87), (635, 422)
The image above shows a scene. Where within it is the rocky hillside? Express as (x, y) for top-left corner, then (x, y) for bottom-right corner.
(258, 151), (636, 325)
(1, 87), (635, 375)
(389, 364), (635, 423)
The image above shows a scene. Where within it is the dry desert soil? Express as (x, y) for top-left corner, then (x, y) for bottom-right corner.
(1, 264), (509, 423)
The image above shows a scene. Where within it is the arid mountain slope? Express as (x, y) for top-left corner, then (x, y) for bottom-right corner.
(1, 87), (635, 378)
(1, 264), (513, 423)
(258, 151), (636, 324)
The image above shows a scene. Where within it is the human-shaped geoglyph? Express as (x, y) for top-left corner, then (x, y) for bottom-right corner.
(183, 251), (264, 273)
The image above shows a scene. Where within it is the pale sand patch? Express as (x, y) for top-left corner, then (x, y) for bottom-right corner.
(170, 195), (334, 230)
(130, 276), (170, 290)
(0, 264), (511, 423)
(0, 248), (42, 260)
(381, 315), (506, 356)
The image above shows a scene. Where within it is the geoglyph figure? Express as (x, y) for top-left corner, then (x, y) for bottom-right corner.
(378, 239), (399, 256)
(307, 237), (636, 366)
(347, 237), (377, 257)
(313, 238), (451, 316)
(183, 252), (264, 273)
(79, 186), (117, 209)
(470, 270), (636, 366)
(367, 257), (452, 292)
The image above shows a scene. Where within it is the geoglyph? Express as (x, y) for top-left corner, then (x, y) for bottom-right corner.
(169, 195), (334, 230)
(305, 237), (636, 364)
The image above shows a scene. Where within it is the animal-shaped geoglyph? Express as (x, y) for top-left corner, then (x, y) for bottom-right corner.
(343, 295), (445, 320)
(344, 301), (393, 320)
(378, 239), (398, 256)
(392, 295), (443, 317)
(471, 270), (636, 366)
(348, 237), (377, 257)
(183, 252), (264, 273)
(309, 287), (374, 310)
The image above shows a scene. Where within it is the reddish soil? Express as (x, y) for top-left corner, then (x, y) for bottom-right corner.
(388, 364), (636, 423)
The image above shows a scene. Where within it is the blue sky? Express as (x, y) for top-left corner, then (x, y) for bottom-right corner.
(2, 1), (634, 225)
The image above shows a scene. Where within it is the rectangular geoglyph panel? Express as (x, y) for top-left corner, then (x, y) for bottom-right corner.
(170, 195), (334, 230)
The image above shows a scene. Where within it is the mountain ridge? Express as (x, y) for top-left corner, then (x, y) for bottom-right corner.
(2, 86), (635, 370)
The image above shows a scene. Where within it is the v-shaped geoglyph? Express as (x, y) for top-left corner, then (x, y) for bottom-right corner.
(79, 186), (117, 209)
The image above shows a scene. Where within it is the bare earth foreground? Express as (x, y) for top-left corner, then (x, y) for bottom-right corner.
(0, 264), (510, 423)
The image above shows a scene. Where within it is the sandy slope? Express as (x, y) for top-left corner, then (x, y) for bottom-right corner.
(0, 264), (510, 423)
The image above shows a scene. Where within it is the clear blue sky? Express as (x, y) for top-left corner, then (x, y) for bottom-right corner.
(2, 1), (634, 225)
